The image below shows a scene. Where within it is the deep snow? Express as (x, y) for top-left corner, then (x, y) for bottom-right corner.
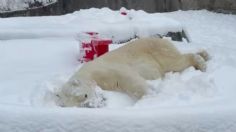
(0, 8), (236, 132)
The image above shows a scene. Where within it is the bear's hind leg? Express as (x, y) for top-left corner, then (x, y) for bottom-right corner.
(197, 50), (210, 61)
(191, 54), (207, 72)
(179, 53), (207, 72)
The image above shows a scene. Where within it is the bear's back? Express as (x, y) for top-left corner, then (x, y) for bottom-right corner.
(95, 38), (181, 65)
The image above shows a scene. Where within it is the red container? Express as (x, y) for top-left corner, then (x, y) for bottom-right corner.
(80, 42), (95, 62)
(86, 32), (98, 36)
(121, 12), (127, 15)
(120, 7), (128, 16)
(92, 39), (112, 57)
(78, 33), (112, 63)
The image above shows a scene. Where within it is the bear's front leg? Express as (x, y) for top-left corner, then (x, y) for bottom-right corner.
(91, 66), (150, 100)
(118, 72), (150, 100)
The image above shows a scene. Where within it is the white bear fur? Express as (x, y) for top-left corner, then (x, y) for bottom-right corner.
(57, 38), (209, 107)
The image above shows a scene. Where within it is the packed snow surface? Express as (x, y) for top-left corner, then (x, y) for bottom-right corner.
(0, 8), (236, 132)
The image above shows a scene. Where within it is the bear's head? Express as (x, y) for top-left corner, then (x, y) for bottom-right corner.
(56, 78), (97, 107)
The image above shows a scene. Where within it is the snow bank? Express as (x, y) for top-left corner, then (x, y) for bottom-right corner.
(0, 9), (236, 131)
(0, 8), (183, 43)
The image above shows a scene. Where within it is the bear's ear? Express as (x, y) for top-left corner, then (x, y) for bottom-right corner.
(88, 80), (97, 88)
(71, 79), (81, 86)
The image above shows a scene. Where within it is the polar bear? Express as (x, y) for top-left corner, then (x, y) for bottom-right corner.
(56, 38), (209, 107)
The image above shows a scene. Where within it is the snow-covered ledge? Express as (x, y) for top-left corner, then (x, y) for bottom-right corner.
(0, 8), (189, 42)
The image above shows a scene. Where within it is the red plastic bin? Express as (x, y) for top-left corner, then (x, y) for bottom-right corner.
(78, 32), (112, 63)
(92, 39), (112, 57)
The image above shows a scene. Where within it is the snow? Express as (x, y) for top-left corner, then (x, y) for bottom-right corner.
(0, 8), (236, 131)
(0, 0), (57, 12)
(0, 8), (183, 43)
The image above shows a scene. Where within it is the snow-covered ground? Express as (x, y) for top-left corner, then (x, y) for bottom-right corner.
(0, 8), (236, 131)
(0, 0), (57, 12)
